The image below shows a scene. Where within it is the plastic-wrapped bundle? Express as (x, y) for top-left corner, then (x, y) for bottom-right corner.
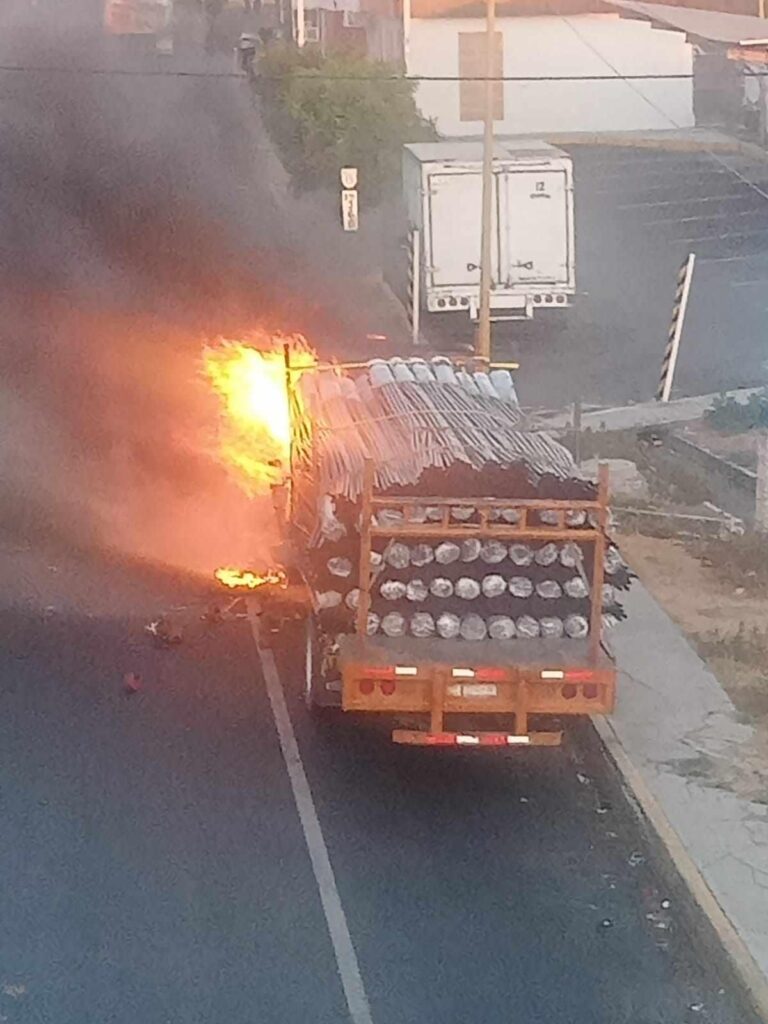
(345, 588), (360, 610)
(406, 579), (429, 602)
(452, 506), (476, 522)
(540, 616), (564, 639)
(406, 507), (428, 524)
(602, 613), (619, 632)
(602, 583), (616, 607)
(380, 580), (407, 601)
(436, 612), (461, 639)
(460, 614), (487, 640)
(535, 542), (559, 567)
(565, 614), (589, 639)
(328, 556), (352, 578)
(461, 539), (482, 562)
(509, 544), (534, 567)
(381, 612), (407, 638)
(456, 577), (481, 600)
(430, 577), (454, 599)
(480, 540), (507, 564)
(566, 510), (587, 527)
(316, 591), (342, 609)
(560, 542), (583, 569)
(501, 508), (521, 524)
(604, 546), (624, 575)
(539, 510), (559, 526)
(385, 543), (410, 569)
(488, 615), (516, 639)
(564, 576), (589, 599)
(425, 507), (442, 522)
(509, 576), (534, 599)
(516, 615), (541, 639)
(536, 580), (562, 600)
(435, 541), (460, 565)
(370, 551), (384, 568)
(366, 612), (380, 636)
(410, 544), (434, 568)
(319, 496), (346, 544)
(410, 612), (435, 638)
(482, 574), (507, 598)
(376, 509), (404, 527)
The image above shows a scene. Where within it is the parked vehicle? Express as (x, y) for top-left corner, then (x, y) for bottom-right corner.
(402, 140), (575, 323)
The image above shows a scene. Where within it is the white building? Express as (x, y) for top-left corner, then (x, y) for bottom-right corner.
(363, 0), (695, 136)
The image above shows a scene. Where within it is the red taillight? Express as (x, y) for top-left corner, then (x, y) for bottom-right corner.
(359, 679), (375, 696)
(475, 667), (507, 682)
(380, 679), (396, 697)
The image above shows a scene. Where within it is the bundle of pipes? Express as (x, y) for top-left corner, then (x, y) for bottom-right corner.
(292, 357), (634, 641)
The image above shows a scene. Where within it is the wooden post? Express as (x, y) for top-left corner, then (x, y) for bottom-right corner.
(756, 434), (768, 532)
(356, 459), (375, 635)
(475, 0), (496, 363)
(590, 463), (609, 661)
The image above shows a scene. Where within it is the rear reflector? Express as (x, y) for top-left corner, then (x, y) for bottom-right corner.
(394, 666), (418, 677)
(541, 670), (565, 680)
(456, 735), (480, 745)
(451, 668), (476, 679)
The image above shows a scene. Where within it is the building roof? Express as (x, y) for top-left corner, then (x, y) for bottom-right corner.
(408, 0), (762, 20)
(605, 0), (768, 42)
(404, 140), (569, 165)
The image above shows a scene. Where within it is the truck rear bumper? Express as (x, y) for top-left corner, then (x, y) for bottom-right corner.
(392, 728), (562, 747)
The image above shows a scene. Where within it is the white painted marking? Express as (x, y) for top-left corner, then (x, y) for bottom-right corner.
(394, 666), (417, 676)
(248, 607), (374, 1024)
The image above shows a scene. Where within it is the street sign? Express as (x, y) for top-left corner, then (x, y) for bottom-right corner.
(341, 189), (359, 232)
(341, 167), (358, 189)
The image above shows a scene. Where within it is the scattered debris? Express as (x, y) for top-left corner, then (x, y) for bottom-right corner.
(599, 918), (614, 929)
(661, 899), (671, 909)
(645, 910), (670, 930)
(628, 851), (645, 867)
(2, 984), (26, 1000)
(123, 673), (142, 695)
(519, 797), (529, 803)
(604, 830), (619, 839)
(145, 616), (182, 647)
(576, 772), (591, 785)
(596, 800), (612, 814)
(689, 1002), (704, 1013)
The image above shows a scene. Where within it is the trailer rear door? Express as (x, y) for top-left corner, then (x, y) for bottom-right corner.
(499, 168), (571, 287)
(426, 170), (499, 289)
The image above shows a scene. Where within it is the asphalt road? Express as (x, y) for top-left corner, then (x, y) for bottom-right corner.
(0, 544), (753, 1024)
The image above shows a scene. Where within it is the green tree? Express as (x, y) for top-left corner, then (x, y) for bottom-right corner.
(257, 46), (435, 203)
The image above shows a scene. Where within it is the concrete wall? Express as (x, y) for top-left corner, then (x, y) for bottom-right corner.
(406, 14), (694, 136)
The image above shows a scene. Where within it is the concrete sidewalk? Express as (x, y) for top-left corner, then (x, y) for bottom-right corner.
(599, 583), (768, 1019)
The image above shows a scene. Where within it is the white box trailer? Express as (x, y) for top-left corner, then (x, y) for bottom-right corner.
(402, 140), (575, 322)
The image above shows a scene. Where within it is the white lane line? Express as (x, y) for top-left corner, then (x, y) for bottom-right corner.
(247, 607), (374, 1024)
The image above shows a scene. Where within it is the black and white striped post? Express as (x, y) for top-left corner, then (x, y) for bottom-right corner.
(657, 252), (696, 403)
(406, 228), (422, 347)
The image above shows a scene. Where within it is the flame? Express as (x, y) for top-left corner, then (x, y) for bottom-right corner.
(203, 333), (317, 493)
(214, 567), (287, 590)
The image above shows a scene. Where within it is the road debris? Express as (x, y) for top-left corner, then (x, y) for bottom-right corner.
(628, 851), (645, 867)
(576, 772), (591, 785)
(689, 1002), (704, 1013)
(123, 672), (142, 695)
(145, 616), (182, 647)
(599, 918), (614, 929)
(2, 984), (26, 999)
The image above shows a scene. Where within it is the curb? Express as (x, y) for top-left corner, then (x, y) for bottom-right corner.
(592, 714), (768, 1024)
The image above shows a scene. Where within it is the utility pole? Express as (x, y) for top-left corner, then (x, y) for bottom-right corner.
(296, 0), (305, 46)
(476, 0), (496, 363)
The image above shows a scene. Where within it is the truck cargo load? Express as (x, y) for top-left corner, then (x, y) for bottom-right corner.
(266, 354), (630, 748)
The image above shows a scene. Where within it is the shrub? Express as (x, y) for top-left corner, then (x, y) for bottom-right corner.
(256, 45), (436, 203)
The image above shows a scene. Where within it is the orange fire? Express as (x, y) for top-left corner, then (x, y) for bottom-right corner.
(214, 567), (288, 590)
(203, 333), (317, 493)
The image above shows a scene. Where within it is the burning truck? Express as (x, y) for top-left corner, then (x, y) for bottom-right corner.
(277, 354), (629, 748)
(207, 342), (631, 749)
